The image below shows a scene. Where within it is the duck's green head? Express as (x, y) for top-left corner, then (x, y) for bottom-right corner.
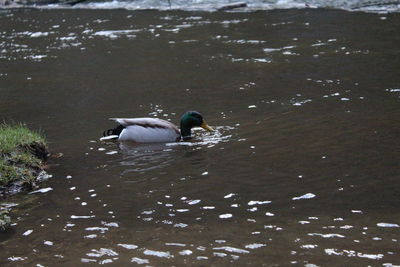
(180, 111), (214, 140)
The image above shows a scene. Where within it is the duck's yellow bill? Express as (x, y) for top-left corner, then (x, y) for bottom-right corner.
(201, 121), (214, 132)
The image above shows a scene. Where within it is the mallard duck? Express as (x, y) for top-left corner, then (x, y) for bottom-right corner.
(102, 111), (213, 143)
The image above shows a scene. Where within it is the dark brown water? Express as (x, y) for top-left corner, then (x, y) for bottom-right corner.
(1, 8), (399, 266)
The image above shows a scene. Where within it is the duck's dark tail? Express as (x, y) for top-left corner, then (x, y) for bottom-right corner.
(101, 125), (125, 140)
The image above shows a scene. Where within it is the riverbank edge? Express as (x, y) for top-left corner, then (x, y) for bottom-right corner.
(0, 123), (50, 231)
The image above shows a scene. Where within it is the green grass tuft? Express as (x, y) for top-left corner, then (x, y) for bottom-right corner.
(0, 123), (45, 154)
(0, 123), (47, 188)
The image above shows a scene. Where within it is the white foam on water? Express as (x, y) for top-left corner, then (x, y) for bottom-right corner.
(248, 200), (271, 205)
(92, 30), (138, 39)
(308, 233), (345, 238)
(143, 249), (173, 258)
(131, 257), (149, 264)
(301, 244), (318, 249)
(84, 234), (97, 239)
(377, 223), (400, 228)
(71, 215), (95, 219)
(166, 126), (232, 148)
(22, 229), (33, 236)
(176, 209), (189, 212)
(213, 246), (250, 254)
(85, 227), (109, 233)
(188, 199), (201, 205)
(166, 243), (186, 247)
(292, 193), (316, 200)
(325, 248), (384, 260)
(118, 244), (138, 250)
(102, 222), (119, 227)
(29, 187), (53, 194)
(357, 253), (384, 259)
(245, 243), (267, 249)
(30, 32), (49, 38)
(292, 99), (312, 106)
(174, 223), (188, 228)
(179, 250), (193, 255)
(8, 256), (26, 262)
(224, 193), (236, 199)
(219, 213), (233, 219)
(87, 248), (118, 257)
(351, 210), (363, 214)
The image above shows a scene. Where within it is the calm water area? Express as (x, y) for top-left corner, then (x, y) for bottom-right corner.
(0, 6), (399, 266)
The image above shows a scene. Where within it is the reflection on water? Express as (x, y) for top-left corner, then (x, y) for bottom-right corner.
(118, 142), (176, 173)
(100, 125), (233, 173)
(0, 7), (399, 267)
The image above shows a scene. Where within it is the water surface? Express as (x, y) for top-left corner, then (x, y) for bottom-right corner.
(0, 8), (399, 266)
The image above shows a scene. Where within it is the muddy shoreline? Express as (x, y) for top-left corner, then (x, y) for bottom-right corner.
(0, 125), (50, 231)
(0, 142), (50, 196)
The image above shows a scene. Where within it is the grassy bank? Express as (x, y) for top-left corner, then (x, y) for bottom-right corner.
(0, 123), (49, 230)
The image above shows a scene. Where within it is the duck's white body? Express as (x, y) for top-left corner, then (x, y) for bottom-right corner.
(102, 111), (214, 143)
(110, 118), (181, 143)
